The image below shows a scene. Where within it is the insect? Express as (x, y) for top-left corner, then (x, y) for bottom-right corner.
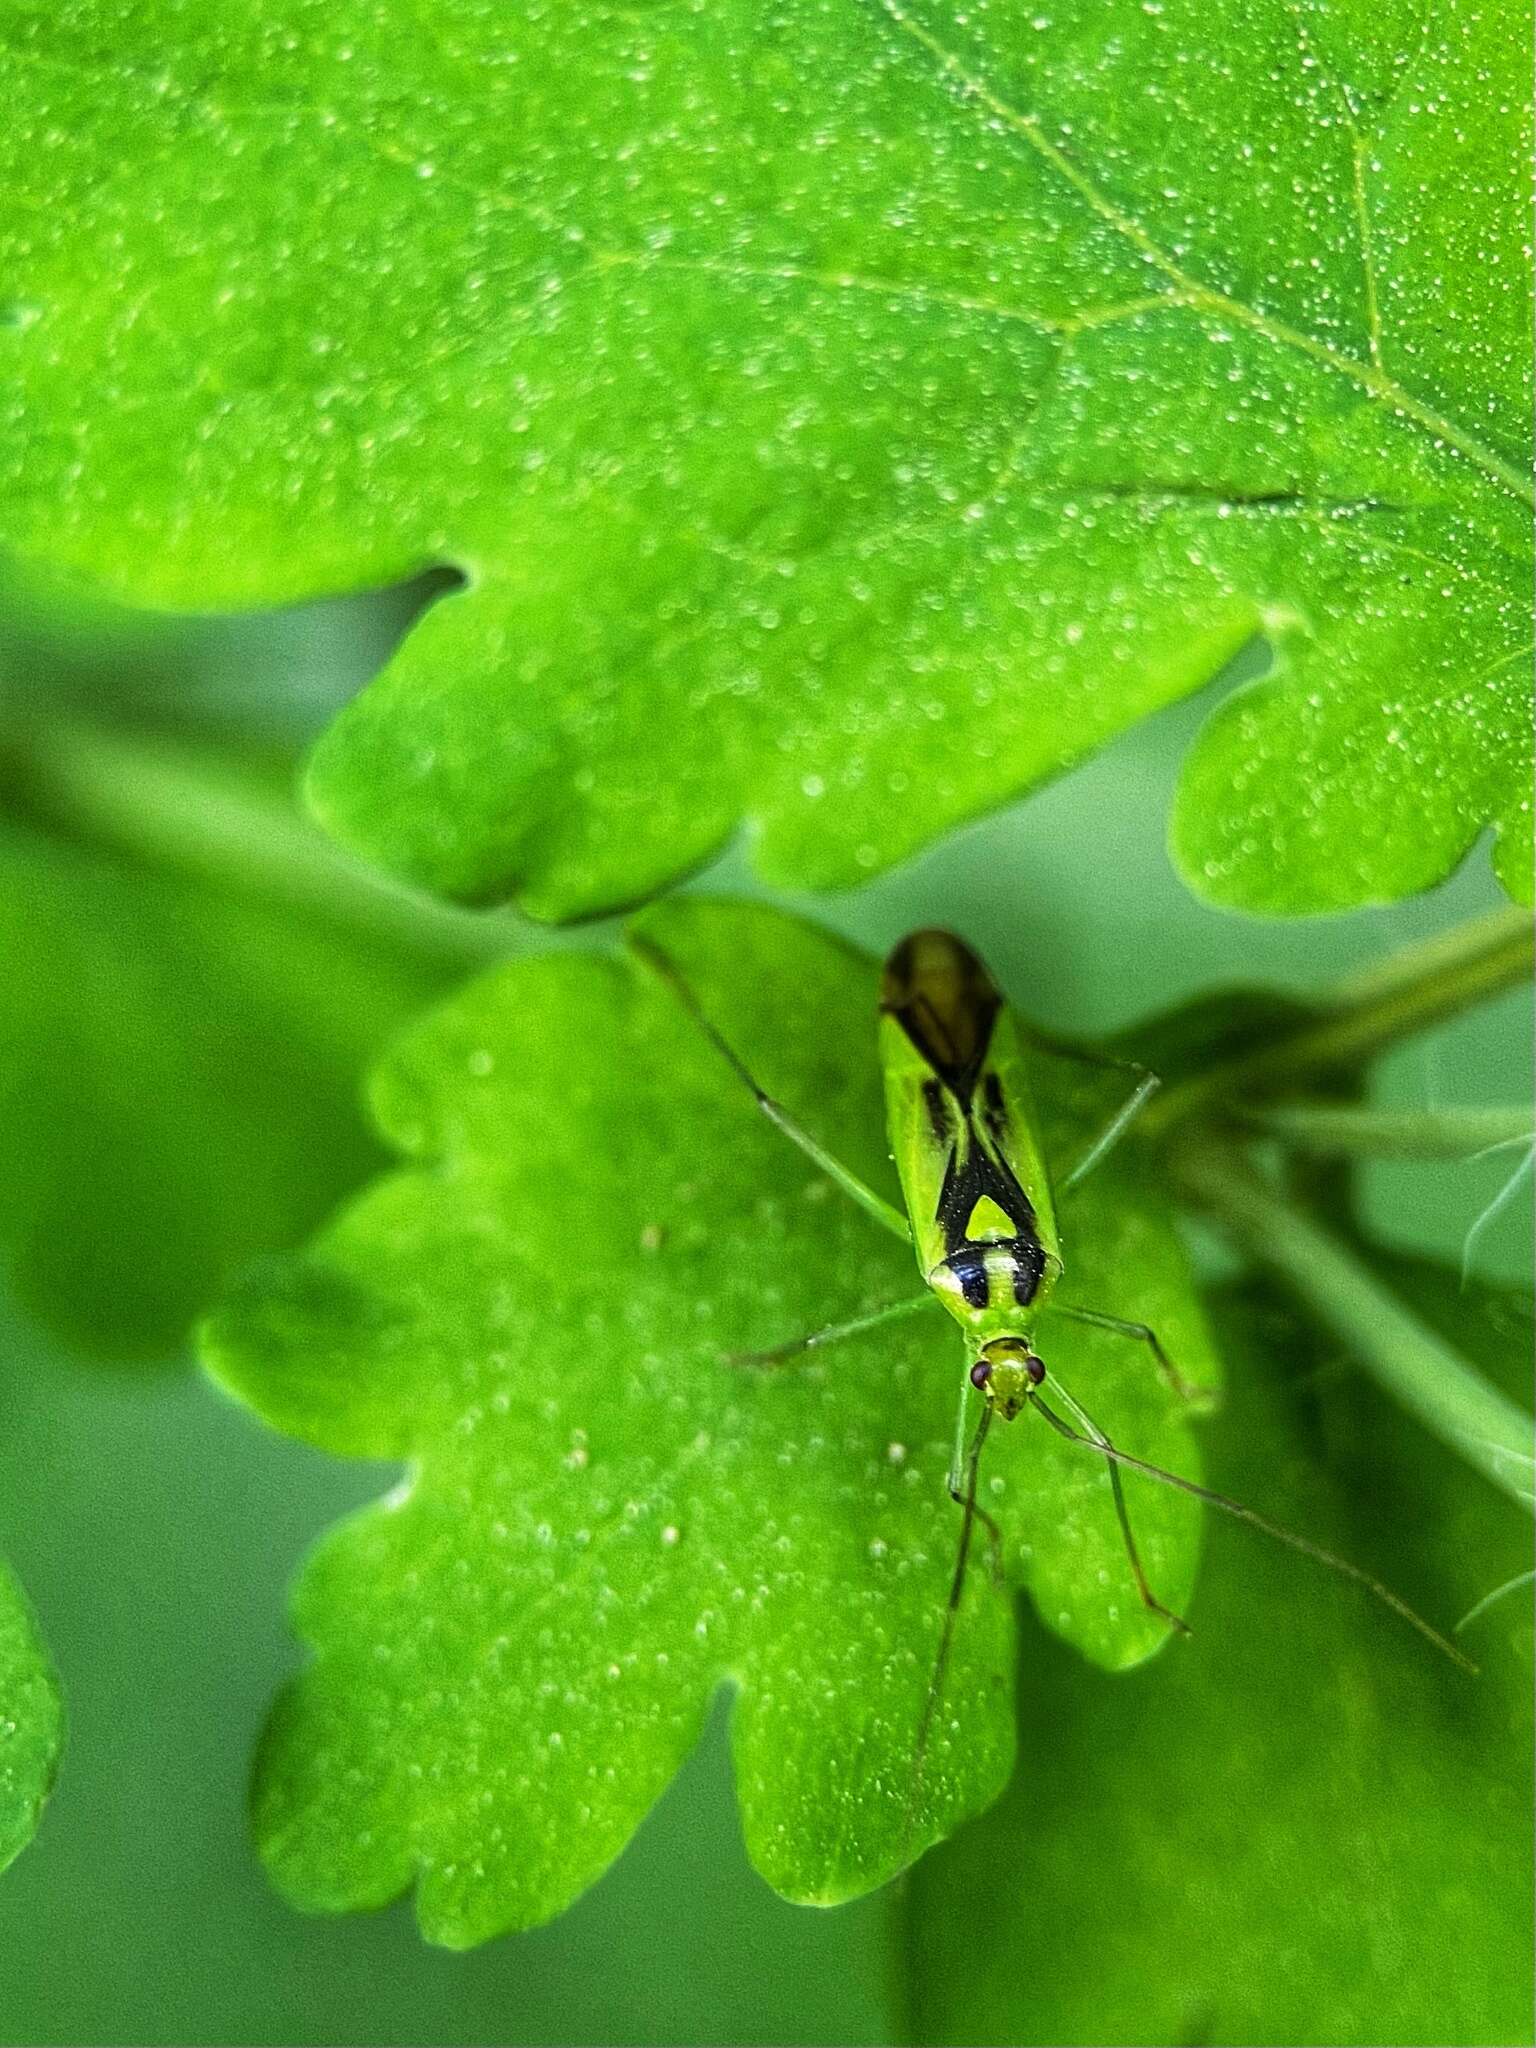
(634, 924), (1470, 1796)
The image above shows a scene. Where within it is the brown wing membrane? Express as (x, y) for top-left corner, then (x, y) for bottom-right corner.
(880, 929), (1001, 1102)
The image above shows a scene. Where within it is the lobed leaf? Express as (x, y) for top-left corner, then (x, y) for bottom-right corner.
(203, 899), (1217, 1941)
(907, 1260), (1535, 2048)
(2, 0), (1529, 917)
(0, 1564), (60, 1877)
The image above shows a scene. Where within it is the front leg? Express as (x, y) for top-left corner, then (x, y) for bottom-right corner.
(633, 934), (913, 1242)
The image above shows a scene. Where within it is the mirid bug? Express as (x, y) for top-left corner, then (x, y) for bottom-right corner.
(634, 924), (1471, 1819)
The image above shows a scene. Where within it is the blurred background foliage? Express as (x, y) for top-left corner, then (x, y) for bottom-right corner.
(0, 565), (1528, 2044)
(911, 1263), (1533, 2046)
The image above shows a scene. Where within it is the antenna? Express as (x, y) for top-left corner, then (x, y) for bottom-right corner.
(901, 1403), (992, 1865)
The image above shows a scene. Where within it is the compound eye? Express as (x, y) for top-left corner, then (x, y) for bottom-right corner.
(1025, 1354), (1046, 1385)
(970, 1359), (992, 1390)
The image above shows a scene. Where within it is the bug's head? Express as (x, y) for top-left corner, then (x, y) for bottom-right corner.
(970, 1337), (1046, 1420)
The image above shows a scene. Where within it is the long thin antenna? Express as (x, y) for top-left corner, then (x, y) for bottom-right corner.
(630, 934), (912, 1243)
(1033, 1395), (1475, 1673)
(901, 1402), (992, 1863)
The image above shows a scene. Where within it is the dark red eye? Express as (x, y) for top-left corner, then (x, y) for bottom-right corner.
(1025, 1354), (1046, 1385)
(970, 1360), (992, 1389)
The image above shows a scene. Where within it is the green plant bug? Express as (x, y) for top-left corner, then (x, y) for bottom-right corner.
(633, 924), (1473, 1815)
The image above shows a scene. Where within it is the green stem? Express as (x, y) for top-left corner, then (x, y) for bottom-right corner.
(1176, 1140), (1535, 1511)
(1150, 907), (1533, 1133)
(1245, 1102), (1535, 1160)
(13, 720), (517, 970)
(1325, 907), (1536, 1011)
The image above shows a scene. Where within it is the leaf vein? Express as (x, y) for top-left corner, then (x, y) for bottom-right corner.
(870, 0), (1531, 506)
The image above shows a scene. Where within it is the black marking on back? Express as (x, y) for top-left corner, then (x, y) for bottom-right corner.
(982, 1071), (1008, 1143)
(943, 1245), (995, 1310)
(927, 1065), (1048, 1308)
(935, 1096), (1034, 1246)
(922, 1078), (952, 1148)
(886, 933), (1048, 1309)
(1008, 1237), (1048, 1305)
(936, 1237), (1048, 1312)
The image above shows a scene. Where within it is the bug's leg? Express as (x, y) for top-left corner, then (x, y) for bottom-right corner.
(1040, 1300), (1211, 1406)
(726, 1290), (939, 1367)
(1033, 1380), (1190, 1636)
(1033, 1389), (1472, 1670)
(631, 935), (911, 1243)
(903, 1400), (995, 1860)
(946, 1368), (1004, 1587)
(1056, 1060), (1161, 1194)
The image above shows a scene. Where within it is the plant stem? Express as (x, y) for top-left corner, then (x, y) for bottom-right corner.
(1149, 907), (1533, 1133)
(1244, 1102), (1534, 1160)
(1175, 1139), (1535, 1511)
(1324, 906), (1536, 1010)
(13, 719), (517, 970)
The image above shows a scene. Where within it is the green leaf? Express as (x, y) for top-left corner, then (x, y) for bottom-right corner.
(906, 1262), (1534, 2048)
(202, 899), (1216, 1942)
(0, 803), (456, 1357)
(0, 1564), (61, 1877)
(4, 1), (1529, 917)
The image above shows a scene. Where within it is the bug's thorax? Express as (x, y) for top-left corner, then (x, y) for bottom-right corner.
(926, 1240), (1058, 1337)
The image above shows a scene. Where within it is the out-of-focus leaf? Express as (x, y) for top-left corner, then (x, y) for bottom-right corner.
(0, 1564), (60, 1875)
(0, 813), (459, 1356)
(203, 900), (1217, 1942)
(907, 1261), (1534, 2048)
(2, 1), (1528, 917)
